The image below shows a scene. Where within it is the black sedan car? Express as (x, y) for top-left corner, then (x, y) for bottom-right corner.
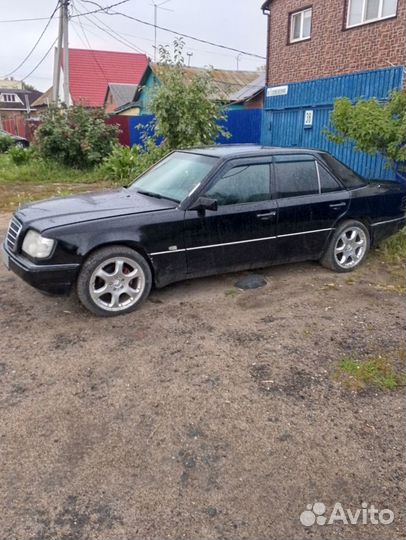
(2, 145), (405, 316)
(0, 128), (29, 148)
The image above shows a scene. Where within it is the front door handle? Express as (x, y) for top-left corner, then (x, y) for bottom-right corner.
(256, 211), (277, 220)
(329, 202), (346, 208)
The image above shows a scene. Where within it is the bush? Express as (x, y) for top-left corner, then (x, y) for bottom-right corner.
(150, 38), (229, 149)
(101, 138), (168, 182)
(325, 90), (406, 172)
(35, 105), (119, 169)
(7, 145), (35, 165)
(0, 135), (13, 153)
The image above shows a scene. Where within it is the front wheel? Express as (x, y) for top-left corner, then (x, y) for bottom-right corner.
(320, 220), (370, 272)
(77, 246), (152, 316)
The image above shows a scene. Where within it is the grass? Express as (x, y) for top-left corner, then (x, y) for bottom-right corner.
(0, 153), (104, 185)
(377, 227), (406, 265)
(336, 351), (405, 391)
(0, 153), (119, 212)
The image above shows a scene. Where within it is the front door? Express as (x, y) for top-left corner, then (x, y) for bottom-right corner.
(184, 159), (278, 276)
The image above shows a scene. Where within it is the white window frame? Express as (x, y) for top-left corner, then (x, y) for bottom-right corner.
(290, 8), (312, 43)
(0, 93), (22, 104)
(346, 0), (398, 29)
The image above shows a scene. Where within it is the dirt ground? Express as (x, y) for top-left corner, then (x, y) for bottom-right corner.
(0, 211), (404, 540)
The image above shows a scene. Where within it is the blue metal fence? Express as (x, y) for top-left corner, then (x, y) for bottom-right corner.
(128, 108), (262, 148)
(261, 67), (404, 181)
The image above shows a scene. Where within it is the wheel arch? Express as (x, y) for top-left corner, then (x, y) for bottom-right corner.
(81, 240), (156, 284)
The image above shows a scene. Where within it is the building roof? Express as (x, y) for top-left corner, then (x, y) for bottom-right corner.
(31, 86), (53, 108)
(65, 48), (149, 107)
(106, 83), (138, 108)
(229, 73), (265, 102)
(147, 64), (261, 102)
(0, 88), (42, 111)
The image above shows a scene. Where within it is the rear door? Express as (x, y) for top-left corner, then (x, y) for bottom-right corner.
(184, 158), (278, 275)
(273, 154), (350, 262)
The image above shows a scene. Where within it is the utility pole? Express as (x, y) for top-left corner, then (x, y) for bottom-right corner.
(52, 0), (70, 105)
(236, 53), (242, 71)
(62, 0), (70, 105)
(52, 1), (64, 103)
(151, 0), (173, 62)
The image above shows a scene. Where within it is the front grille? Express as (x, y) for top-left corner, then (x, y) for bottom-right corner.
(6, 217), (22, 253)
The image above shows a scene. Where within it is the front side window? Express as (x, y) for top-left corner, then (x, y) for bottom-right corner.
(290, 8), (312, 42)
(347, 0), (397, 27)
(274, 155), (319, 198)
(205, 164), (270, 206)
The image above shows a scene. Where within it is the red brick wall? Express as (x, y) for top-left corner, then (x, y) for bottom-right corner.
(266, 0), (405, 85)
(245, 91), (264, 109)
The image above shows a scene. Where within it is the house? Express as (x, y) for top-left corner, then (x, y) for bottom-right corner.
(33, 48), (149, 109)
(229, 73), (265, 109)
(104, 83), (139, 115)
(125, 63), (263, 116)
(260, 0), (405, 179)
(0, 80), (41, 137)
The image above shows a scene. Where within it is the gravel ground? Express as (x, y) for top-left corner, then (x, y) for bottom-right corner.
(0, 212), (404, 540)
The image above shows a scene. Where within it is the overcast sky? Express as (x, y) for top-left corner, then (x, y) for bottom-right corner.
(0, 0), (267, 91)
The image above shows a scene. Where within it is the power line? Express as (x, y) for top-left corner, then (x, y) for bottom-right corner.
(71, 7), (112, 82)
(2, 1), (60, 77)
(109, 10), (266, 59)
(0, 1), (128, 23)
(75, 2), (147, 54)
(74, 10), (238, 61)
(21, 38), (58, 81)
(70, 0), (129, 18)
(73, 0), (265, 59)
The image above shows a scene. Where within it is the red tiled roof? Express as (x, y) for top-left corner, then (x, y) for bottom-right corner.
(66, 48), (149, 107)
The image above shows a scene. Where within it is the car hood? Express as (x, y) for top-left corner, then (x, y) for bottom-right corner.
(15, 188), (178, 232)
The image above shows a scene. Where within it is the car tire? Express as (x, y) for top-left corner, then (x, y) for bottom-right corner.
(320, 220), (370, 272)
(77, 246), (152, 317)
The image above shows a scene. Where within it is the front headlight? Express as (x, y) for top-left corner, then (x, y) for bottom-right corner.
(22, 230), (55, 259)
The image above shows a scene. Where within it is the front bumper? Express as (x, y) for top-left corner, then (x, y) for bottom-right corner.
(1, 242), (80, 295)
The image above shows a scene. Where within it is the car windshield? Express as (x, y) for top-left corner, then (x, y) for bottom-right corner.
(130, 151), (217, 203)
(321, 153), (366, 189)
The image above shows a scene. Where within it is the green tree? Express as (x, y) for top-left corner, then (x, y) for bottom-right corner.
(325, 90), (406, 171)
(35, 105), (118, 168)
(150, 38), (229, 149)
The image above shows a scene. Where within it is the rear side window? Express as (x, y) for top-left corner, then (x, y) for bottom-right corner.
(321, 153), (366, 188)
(274, 155), (319, 198)
(318, 164), (342, 193)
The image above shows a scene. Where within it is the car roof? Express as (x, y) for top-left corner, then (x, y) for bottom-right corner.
(182, 144), (324, 159)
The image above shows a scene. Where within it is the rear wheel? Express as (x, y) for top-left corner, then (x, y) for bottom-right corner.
(77, 246), (152, 316)
(321, 220), (370, 272)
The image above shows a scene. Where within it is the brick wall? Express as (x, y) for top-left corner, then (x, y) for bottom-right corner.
(266, 0), (405, 85)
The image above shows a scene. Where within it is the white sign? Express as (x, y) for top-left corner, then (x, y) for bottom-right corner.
(266, 85), (288, 97)
(304, 110), (314, 127)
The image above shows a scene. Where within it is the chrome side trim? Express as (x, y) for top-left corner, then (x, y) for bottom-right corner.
(278, 227), (333, 238)
(371, 217), (405, 227)
(186, 235), (277, 252)
(149, 227), (333, 256)
(150, 248), (187, 256)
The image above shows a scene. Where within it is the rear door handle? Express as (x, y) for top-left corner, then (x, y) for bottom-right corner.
(329, 202), (347, 208)
(256, 211), (276, 220)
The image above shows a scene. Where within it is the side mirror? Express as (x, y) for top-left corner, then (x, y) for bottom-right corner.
(189, 196), (218, 212)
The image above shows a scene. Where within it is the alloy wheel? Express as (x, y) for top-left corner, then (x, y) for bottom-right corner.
(334, 226), (367, 269)
(89, 256), (145, 312)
